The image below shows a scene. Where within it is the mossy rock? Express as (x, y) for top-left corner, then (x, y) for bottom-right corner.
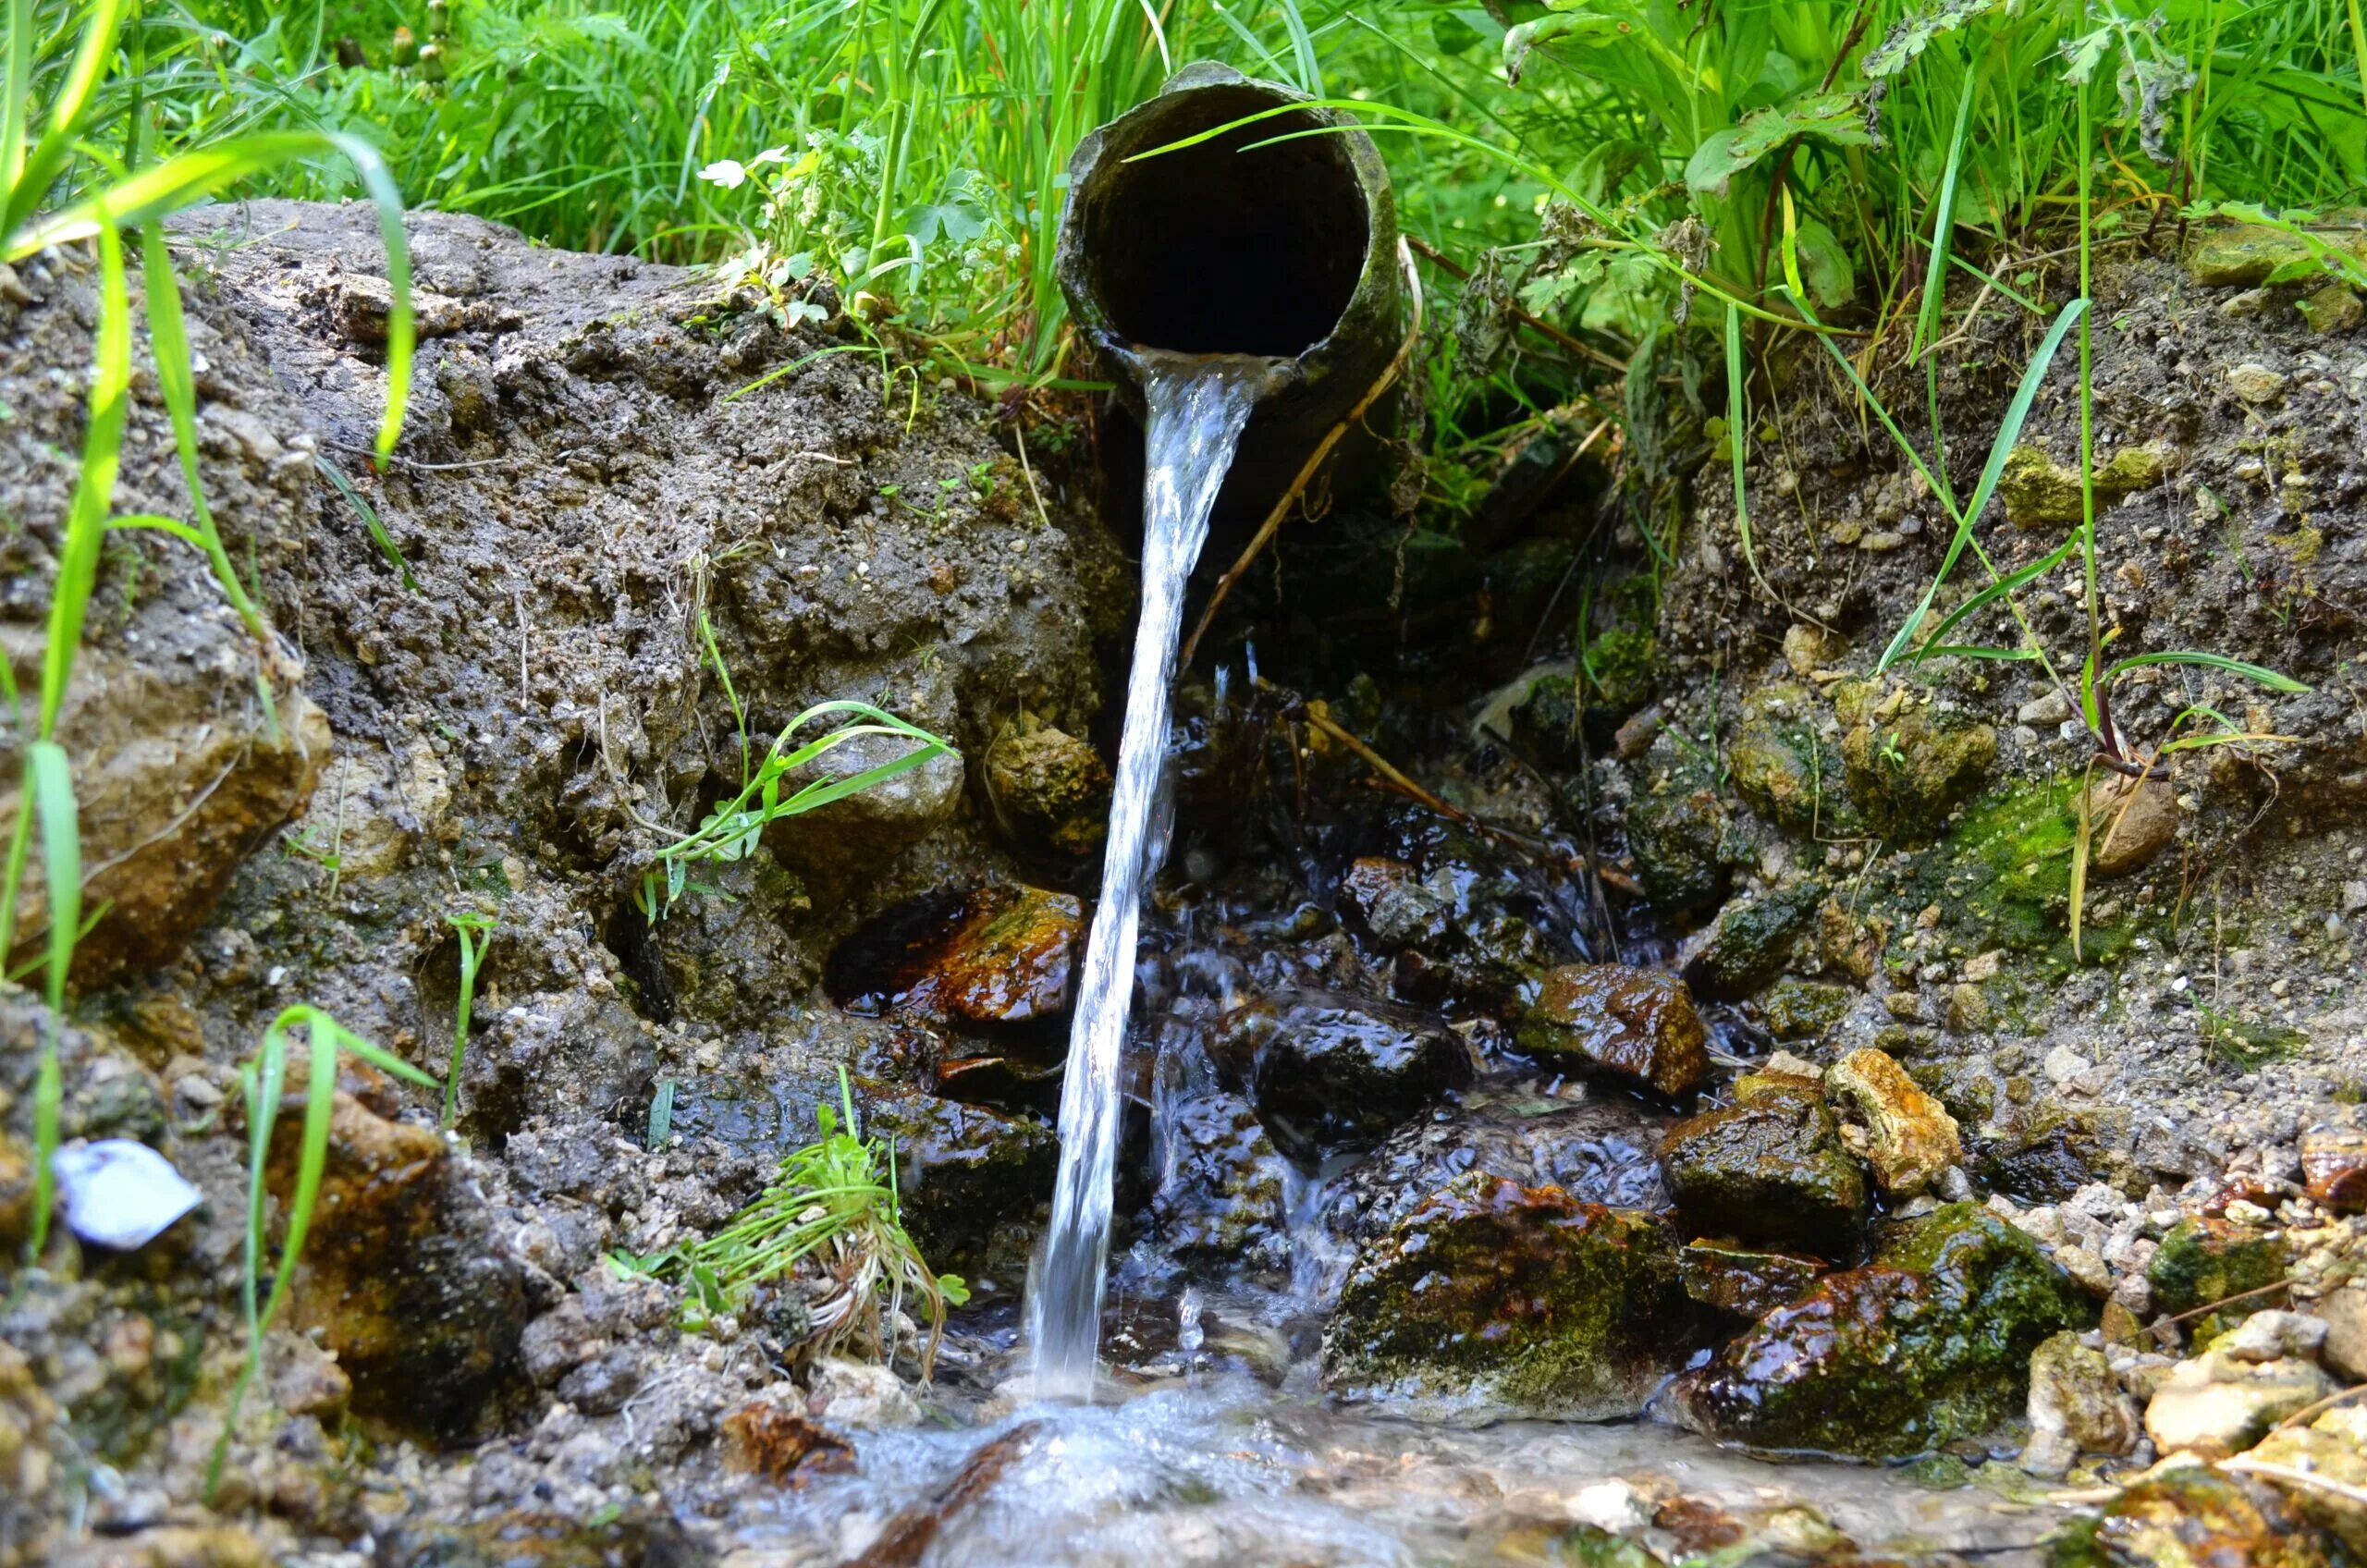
(2047, 1462), (2334, 1568)
(1659, 1081), (1870, 1255)
(1626, 761), (1753, 916)
(2187, 221), (2367, 288)
(1892, 776), (2143, 967)
(1322, 1172), (1703, 1419)
(983, 712), (1111, 857)
(1674, 1202), (2092, 1459)
(1835, 682), (1996, 844)
(1680, 878), (1827, 1001)
(2147, 1219), (2291, 1341)
(1729, 683), (1843, 833)
(1998, 443), (2167, 530)
(1580, 626), (1657, 717)
(863, 1090), (1059, 1279)
(1760, 977), (1854, 1042)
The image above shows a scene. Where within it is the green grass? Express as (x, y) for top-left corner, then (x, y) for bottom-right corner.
(618, 1067), (968, 1375)
(441, 910), (496, 1127)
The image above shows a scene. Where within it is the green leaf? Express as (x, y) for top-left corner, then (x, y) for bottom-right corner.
(1686, 92), (1872, 196)
(2102, 651), (2310, 692)
(1863, 0), (2007, 80)
(1900, 534), (2079, 666)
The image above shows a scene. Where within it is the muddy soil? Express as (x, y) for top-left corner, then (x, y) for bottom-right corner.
(4, 199), (2367, 1568)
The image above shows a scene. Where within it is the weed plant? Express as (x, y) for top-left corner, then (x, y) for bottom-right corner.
(619, 1068), (969, 1375)
(441, 910), (495, 1127)
(207, 1006), (435, 1499)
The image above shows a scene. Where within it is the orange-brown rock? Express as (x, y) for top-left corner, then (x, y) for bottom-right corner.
(827, 883), (1083, 1027)
(1824, 1047), (1962, 1197)
(2302, 1125), (2367, 1215)
(722, 1396), (855, 1483)
(1516, 965), (1710, 1098)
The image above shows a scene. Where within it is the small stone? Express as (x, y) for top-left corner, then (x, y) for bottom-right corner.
(1221, 993), (1470, 1163)
(2299, 284), (2365, 335)
(1517, 965), (1711, 1099)
(2320, 1288), (2367, 1381)
(2217, 1309), (2327, 1365)
(1679, 880), (1828, 1001)
(721, 1390), (855, 1482)
(2082, 774), (2178, 879)
(2252, 1409), (2367, 1553)
(982, 713), (1111, 857)
(1783, 624), (1839, 676)
(2303, 1126), (2367, 1215)
(827, 884), (1083, 1026)
(2228, 362), (2288, 404)
(2143, 1349), (2336, 1458)
(1945, 983), (1991, 1033)
(2075, 1465), (2327, 1568)
(2017, 691), (2072, 726)
(807, 1357), (920, 1428)
(2019, 1329), (2140, 1478)
(2148, 1219), (2291, 1332)
(1824, 1047), (1961, 1198)
(2345, 882), (2367, 915)
(2043, 1045), (2093, 1086)
(1660, 1079), (1870, 1254)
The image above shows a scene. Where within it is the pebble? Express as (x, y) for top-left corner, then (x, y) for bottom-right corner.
(2227, 362), (2289, 404)
(2218, 1309), (2328, 1364)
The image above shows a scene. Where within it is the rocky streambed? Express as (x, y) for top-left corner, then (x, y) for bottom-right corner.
(5, 201), (2367, 1567)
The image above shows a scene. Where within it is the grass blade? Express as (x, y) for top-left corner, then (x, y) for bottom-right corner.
(2101, 650), (2311, 692)
(43, 214), (130, 739)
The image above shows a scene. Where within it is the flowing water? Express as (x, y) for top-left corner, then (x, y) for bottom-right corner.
(1026, 352), (1286, 1394)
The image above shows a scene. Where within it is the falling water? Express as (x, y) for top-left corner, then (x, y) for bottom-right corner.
(1027, 351), (1282, 1396)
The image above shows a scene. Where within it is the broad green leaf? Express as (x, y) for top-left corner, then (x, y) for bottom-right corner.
(1686, 92), (1872, 196)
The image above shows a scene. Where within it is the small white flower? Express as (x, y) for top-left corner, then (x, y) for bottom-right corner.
(698, 158), (747, 190)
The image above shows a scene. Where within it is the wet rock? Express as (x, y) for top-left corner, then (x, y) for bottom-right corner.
(2147, 1219), (2290, 1335)
(1823, 1047), (1962, 1198)
(1677, 1241), (1823, 1321)
(862, 1090), (1059, 1278)
(1679, 879), (1825, 1001)
(2298, 283), (2364, 335)
(1998, 443), (2167, 529)
(983, 712), (1110, 857)
(1149, 1091), (1291, 1277)
(1332, 1088), (1670, 1259)
(1758, 977), (1852, 1042)
(1625, 778), (1744, 915)
(2300, 1126), (2367, 1214)
(827, 883), (1083, 1029)
(1834, 681), (1996, 844)
(1219, 992), (1469, 1161)
(1338, 853), (1560, 1013)
(378, 1509), (713, 1568)
(1659, 1078), (1869, 1255)
(265, 1091), (525, 1440)
(1515, 965), (1710, 1099)
(1673, 1202), (2091, 1459)
(2144, 1348), (2336, 1458)
(1502, 668), (1585, 768)
(721, 1392), (855, 1483)
(555, 1347), (643, 1415)
(2253, 1407), (2367, 1553)
(1, 646), (330, 988)
(1728, 684), (1835, 834)
(767, 726), (964, 888)
(2081, 773), (2178, 879)
(2020, 1330), (2140, 1478)
(2054, 1464), (2331, 1568)
(1323, 1172), (1700, 1419)
(1971, 1111), (2103, 1205)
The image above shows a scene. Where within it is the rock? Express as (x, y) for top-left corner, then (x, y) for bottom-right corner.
(1672, 1202), (2091, 1459)
(807, 1356), (921, 1428)
(1625, 778), (1743, 915)
(1728, 684), (1834, 834)
(2018, 690), (2074, 726)
(2020, 1330), (2140, 1478)
(2148, 1219), (2291, 1337)
(1515, 965), (1710, 1098)
(1322, 1172), (1701, 1419)
(2227, 362), (2288, 404)
(1337, 853), (1560, 1013)
(266, 1091), (525, 1440)
(721, 1392), (855, 1483)
(2299, 283), (2364, 335)
(1823, 1047), (1962, 1198)
(2057, 1464), (2332, 1568)
(378, 1509), (713, 1568)
(1677, 1241), (1823, 1321)
(1219, 992), (1469, 1161)
(2252, 1408), (2367, 1553)
(1834, 681), (1996, 844)
(2300, 1126), (2367, 1214)
(1659, 1078), (1870, 1255)
(0, 1133), (31, 1253)
(982, 712), (1110, 857)
(1944, 982), (1990, 1033)
(2188, 221), (2367, 287)
(1998, 442), (2168, 529)
(1678, 879), (1825, 1001)
(2218, 1309), (2328, 1365)
(768, 725), (964, 887)
(826, 883), (1083, 1028)
(2143, 1348), (2336, 1458)
(0, 643), (330, 987)
(2318, 1288), (2367, 1381)
(2082, 773), (2178, 878)
(1758, 977), (1852, 1042)
(860, 1090), (1059, 1279)
(267, 1335), (351, 1420)
(555, 1346), (644, 1415)
(1783, 624), (1841, 676)
(1149, 1091), (1291, 1278)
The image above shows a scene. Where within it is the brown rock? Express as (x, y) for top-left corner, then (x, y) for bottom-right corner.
(1515, 965), (1711, 1098)
(266, 1092), (524, 1439)
(983, 712), (1111, 857)
(2082, 773), (2178, 879)
(721, 1395), (855, 1483)
(1823, 1047), (1962, 1197)
(0, 1132), (32, 1253)
(827, 883), (1083, 1026)
(2087, 1464), (2331, 1568)
(2302, 1126), (2367, 1215)
(2253, 1407), (2367, 1553)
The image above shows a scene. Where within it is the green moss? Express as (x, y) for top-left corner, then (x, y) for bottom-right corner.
(1760, 977), (1854, 1042)
(1675, 1203), (2091, 1459)
(1323, 1173), (1702, 1418)
(1581, 626), (1657, 715)
(1660, 1083), (1870, 1254)
(1998, 443), (2166, 529)
(1729, 684), (1843, 834)
(1680, 877), (1826, 1000)
(1890, 776), (2142, 968)
(2148, 1219), (2290, 1342)
(1834, 680), (1996, 844)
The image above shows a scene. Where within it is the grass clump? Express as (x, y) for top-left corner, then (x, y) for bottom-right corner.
(620, 1069), (968, 1376)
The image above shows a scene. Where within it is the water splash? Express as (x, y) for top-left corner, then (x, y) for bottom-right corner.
(1027, 352), (1281, 1396)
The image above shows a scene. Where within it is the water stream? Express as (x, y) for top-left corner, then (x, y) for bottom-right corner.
(1026, 352), (1285, 1394)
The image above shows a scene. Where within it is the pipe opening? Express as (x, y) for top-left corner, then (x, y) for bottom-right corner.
(1084, 85), (1367, 360)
